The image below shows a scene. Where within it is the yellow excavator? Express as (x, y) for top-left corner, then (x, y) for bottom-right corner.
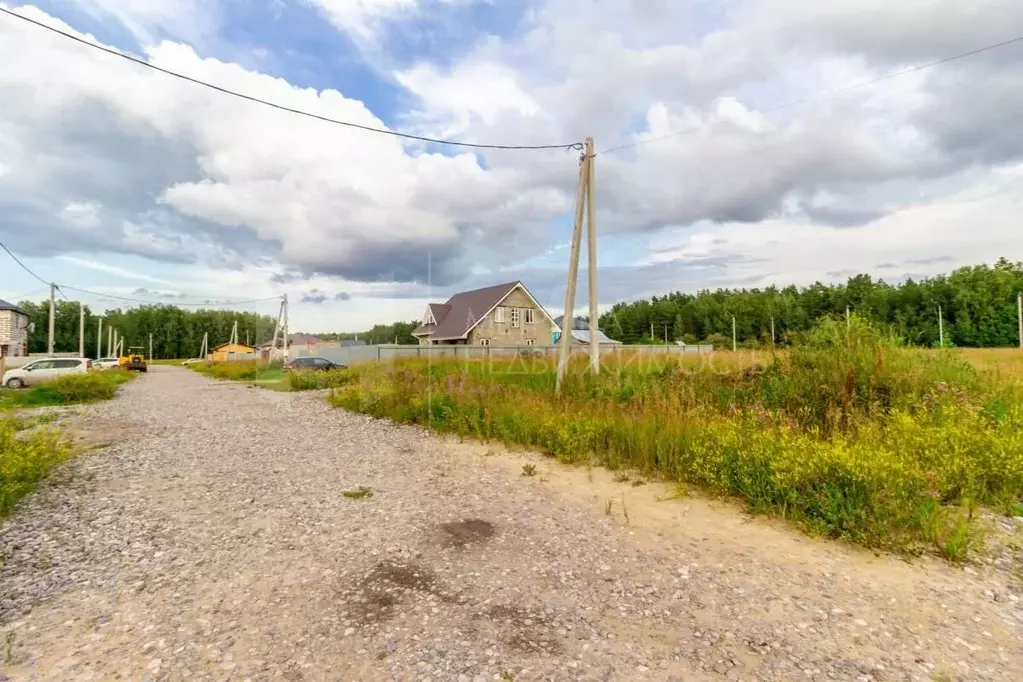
(118, 346), (148, 372)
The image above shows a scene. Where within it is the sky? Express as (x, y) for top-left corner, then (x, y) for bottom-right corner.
(0, 0), (1021, 334)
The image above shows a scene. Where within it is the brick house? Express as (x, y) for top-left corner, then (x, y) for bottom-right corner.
(0, 299), (30, 357)
(412, 281), (560, 346)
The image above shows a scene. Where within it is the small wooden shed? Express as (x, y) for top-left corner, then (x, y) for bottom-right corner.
(208, 342), (257, 363)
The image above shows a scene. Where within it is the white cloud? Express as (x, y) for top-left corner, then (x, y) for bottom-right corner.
(57, 255), (174, 284)
(69, 0), (218, 45)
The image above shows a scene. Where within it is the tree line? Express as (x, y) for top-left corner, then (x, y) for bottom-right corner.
(598, 258), (1023, 348)
(15, 301), (276, 359)
(313, 321), (419, 345)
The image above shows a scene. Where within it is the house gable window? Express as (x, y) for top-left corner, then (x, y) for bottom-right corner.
(525, 308), (535, 324)
(479, 338), (491, 346)
(510, 308), (520, 328)
(494, 306), (506, 323)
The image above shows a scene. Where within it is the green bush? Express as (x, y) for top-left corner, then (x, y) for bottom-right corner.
(0, 418), (70, 516)
(288, 368), (353, 391)
(4, 371), (134, 408)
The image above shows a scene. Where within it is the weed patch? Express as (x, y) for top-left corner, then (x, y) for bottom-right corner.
(0, 418), (71, 517)
(1, 371), (134, 409)
(329, 318), (1023, 558)
(342, 486), (375, 500)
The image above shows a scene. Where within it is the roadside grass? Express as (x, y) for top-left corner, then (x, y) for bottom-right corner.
(148, 358), (189, 366)
(0, 371), (135, 410)
(0, 417), (71, 517)
(189, 360), (352, 392)
(329, 317), (1023, 560)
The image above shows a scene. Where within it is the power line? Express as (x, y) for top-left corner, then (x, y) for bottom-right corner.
(600, 34), (1023, 155)
(58, 284), (280, 307)
(0, 239), (50, 286)
(0, 7), (583, 153)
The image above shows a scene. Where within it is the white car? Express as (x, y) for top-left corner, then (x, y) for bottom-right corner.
(94, 357), (121, 369)
(2, 357), (92, 389)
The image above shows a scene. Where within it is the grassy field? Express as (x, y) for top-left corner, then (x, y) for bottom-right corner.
(330, 318), (1023, 560)
(189, 360), (353, 392)
(0, 417), (70, 518)
(0, 370), (136, 410)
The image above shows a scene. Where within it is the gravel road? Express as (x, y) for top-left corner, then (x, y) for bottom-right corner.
(1, 367), (1020, 681)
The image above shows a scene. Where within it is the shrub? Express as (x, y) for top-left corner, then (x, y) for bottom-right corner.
(0, 418), (70, 516)
(191, 360), (263, 381)
(288, 368), (353, 391)
(5, 371), (134, 408)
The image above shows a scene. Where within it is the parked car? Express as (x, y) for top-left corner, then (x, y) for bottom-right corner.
(94, 357), (121, 369)
(283, 357), (346, 372)
(2, 357), (92, 389)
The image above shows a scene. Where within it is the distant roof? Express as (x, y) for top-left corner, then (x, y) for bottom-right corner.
(339, 339), (366, 347)
(570, 329), (621, 345)
(211, 342), (256, 351)
(0, 299), (27, 316)
(413, 282), (520, 340)
(289, 332), (320, 345)
(553, 315), (592, 331)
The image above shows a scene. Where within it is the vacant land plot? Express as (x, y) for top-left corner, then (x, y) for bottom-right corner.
(0, 365), (1020, 680)
(334, 320), (1023, 560)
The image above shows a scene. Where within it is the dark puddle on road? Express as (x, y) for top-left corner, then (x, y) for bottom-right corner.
(438, 518), (495, 547)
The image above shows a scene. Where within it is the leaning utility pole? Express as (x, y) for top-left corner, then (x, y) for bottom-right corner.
(112, 329), (118, 357)
(78, 302), (85, 358)
(97, 317), (103, 359)
(48, 282), (56, 355)
(556, 138), (597, 392)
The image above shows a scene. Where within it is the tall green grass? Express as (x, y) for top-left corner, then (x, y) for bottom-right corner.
(0, 418), (70, 516)
(330, 317), (1023, 558)
(0, 371), (135, 409)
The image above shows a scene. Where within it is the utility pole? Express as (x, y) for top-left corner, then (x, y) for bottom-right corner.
(556, 141), (591, 392)
(113, 329), (118, 357)
(584, 137), (599, 376)
(937, 305), (944, 347)
(283, 294), (290, 362)
(107, 325), (113, 358)
(78, 302), (85, 358)
(97, 317), (103, 359)
(662, 322), (669, 344)
(149, 333), (153, 361)
(650, 321), (654, 341)
(846, 305), (851, 329)
(48, 282), (56, 355)
(770, 315), (776, 346)
(732, 316), (737, 352)
(1017, 293), (1022, 349)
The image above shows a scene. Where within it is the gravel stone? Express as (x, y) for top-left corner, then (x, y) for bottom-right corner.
(0, 367), (1021, 680)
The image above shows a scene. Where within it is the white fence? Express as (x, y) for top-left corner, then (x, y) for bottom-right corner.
(296, 343), (713, 366)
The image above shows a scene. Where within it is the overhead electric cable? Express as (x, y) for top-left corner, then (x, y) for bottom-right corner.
(57, 284), (280, 307)
(0, 239), (50, 286)
(0, 7), (583, 152)
(600, 34), (1023, 155)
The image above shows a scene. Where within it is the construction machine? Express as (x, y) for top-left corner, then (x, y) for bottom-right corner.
(119, 346), (148, 372)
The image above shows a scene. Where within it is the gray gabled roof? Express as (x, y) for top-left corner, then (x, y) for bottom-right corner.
(570, 329), (621, 344)
(413, 282), (520, 340)
(0, 299), (27, 316)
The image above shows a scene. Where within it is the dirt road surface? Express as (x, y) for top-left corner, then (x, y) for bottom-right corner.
(1, 367), (1020, 681)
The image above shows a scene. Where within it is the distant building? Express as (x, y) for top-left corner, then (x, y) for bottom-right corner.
(0, 299), (30, 357)
(552, 315), (621, 347)
(412, 281), (559, 346)
(209, 342), (257, 362)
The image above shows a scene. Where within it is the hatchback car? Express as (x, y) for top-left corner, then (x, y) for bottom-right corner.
(2, 357), (92, 389)
(94, 357), (121, 369)
(283, 357), (346, 372)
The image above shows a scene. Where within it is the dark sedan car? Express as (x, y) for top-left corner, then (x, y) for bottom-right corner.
(283, 357), (346, 371)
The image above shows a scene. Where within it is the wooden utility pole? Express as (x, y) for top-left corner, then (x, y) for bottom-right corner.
(283, 294), (290, 362)
(47, 282), (56, 355)
(732, 316), (737, 352)
(556, 142), (591, 392)
(78, 302), (85, 358)
(584, 137), (599, 376)
(937, 305), (944, 347)
(97, 317), (103, 359)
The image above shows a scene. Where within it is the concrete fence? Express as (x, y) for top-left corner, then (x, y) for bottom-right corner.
(295, 343), (713, 367)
